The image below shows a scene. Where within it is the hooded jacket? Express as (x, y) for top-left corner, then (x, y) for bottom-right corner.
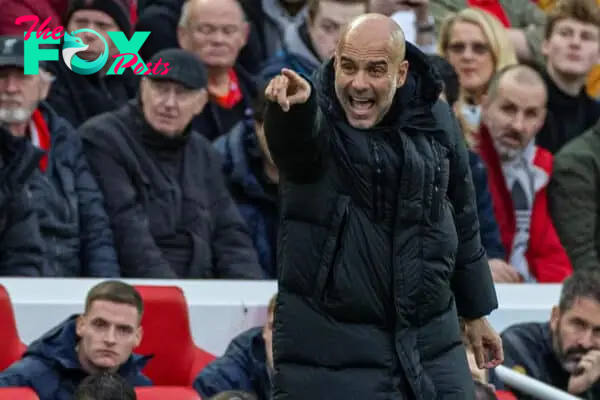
(264, 43), (498, 399)
(0, 315), (151, 400)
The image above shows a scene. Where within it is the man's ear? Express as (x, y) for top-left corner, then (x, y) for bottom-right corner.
(76, 314), (85, 337)
(395, 60), (409, 87)
(550, 305), (560, 332)
(541, 38), (550, 58)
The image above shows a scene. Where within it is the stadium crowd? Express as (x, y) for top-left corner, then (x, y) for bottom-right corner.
(0, 0), (598, 398)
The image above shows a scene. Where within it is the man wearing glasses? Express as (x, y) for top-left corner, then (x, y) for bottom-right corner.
(80, 48), (265, 280)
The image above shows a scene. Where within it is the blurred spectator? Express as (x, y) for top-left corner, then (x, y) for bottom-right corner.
(0, 36), (120, 277)
(0, 0), (68, 37)
(549, 117), (600, 271)
(370, 0), (437, 53)
(135, 0), (264, 76)
(193, 294), (275, 400)
(489, 269), (600, 398)
(261, 0), (368, 82)
(45, 0), (139, 128)
(213, 91), (279, 278)
(535, 0), (600, 154)
(437, 8), (517, 139)
(239, 0), (308, 64)
(208, 392), (258, 400)
(0, 126), (45, 276)
(177, 0), (258, 141)
(0, 281), (151, 400)
(429, 54), (508, 277)
(478, 64), (572, 282)
(81, 48), (264, 279)
(75, 373), (137, 400)
(429, 0), (546, 62)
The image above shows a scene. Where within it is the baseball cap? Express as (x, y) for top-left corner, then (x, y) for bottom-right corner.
(146, 48), (207, 91)
(0, 36), (26, 69)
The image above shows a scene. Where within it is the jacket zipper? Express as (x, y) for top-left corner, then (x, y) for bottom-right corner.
(371, 138), (384, 222)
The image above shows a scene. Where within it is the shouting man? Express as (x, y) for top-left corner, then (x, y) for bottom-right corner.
(264, 13), (502, 400)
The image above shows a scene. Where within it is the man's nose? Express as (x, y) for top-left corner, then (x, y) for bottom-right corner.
(578, 330), (595, 349)
(103, 327), (117, 344)
(351, 72), (369, 91)
(510, 113), (526, 135)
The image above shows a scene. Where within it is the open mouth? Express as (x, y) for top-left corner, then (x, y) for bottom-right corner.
(349, 96), (375, 111)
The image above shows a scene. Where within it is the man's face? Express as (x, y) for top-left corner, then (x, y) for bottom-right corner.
(551, 297), (600, 373)
(543, 18), (600, 80)
(140, 78), (207, 136)
(482, 77), (546, 161)
(308, 1), (367, 61)
(76, 300), (142, 372)
(0, 67), (51, 124)
(446, 21), (495, 95)
(177, 1), (249, 69)
(262, 309), (274, 371)
(66, 10), (120, 62)
(334, 33), (408, 129)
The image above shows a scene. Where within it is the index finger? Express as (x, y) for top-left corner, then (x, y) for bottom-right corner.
(281, 68), (305, 85)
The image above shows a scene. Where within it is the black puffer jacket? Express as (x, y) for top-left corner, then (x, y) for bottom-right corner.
(264, 44), (498, 400)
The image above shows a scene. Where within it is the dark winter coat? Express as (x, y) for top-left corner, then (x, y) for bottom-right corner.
(81, 100), (265, 279)
(264, 43), (498, 400)
(0, 128), (45, 276)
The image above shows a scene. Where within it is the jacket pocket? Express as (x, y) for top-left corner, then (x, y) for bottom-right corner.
(314, 195), (351, 300)
(430, 158), (450, 222)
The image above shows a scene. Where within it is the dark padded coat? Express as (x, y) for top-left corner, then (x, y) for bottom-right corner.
(264, 44), (498, 400)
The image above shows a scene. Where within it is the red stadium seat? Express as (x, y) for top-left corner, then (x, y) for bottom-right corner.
(136, 387), (201, 400)
(496, 390), (518, 399)
(135, 286), (216, 386)
(0, 387), (39, 399)
(0, 285), (26, 372)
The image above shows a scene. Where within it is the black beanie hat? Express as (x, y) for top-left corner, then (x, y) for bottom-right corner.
(66, 0), (131, 36)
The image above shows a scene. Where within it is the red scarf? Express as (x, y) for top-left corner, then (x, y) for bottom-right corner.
(467, 0), (511, 28)
(30, 109), (51, 172)
(212, 69), (243, 109)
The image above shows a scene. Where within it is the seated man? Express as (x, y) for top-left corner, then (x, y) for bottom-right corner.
(75, 373), (137, 400)
(478, 64), (572, 282)
(178, 0), (258, 141)
(429, 54), (510, 282)
(44, 0), (139, 128)
(81, 48), (264, 279)
(0, 35), (119, 277)
(193, 294), (274, 400)
(489, 268), (600, 399)
(260, 0), (368, 82)
(213, 92), (279, 278)
(0, 126), (44, 276)
(549, 118), (600, 270)
(0, 281), (151, 400)
(535, 0), (600, 154)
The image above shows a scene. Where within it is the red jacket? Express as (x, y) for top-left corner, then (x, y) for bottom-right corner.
(0, 0), (68, 36)
(478, 126), (572, 283)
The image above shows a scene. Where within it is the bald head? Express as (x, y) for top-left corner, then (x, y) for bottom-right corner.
(179, 0), (245, 28)
(487, 64), (547, 103)
(337, 13), (406, 63)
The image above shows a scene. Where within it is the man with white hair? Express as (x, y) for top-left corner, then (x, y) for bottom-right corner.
(0, 35), (120, 277)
